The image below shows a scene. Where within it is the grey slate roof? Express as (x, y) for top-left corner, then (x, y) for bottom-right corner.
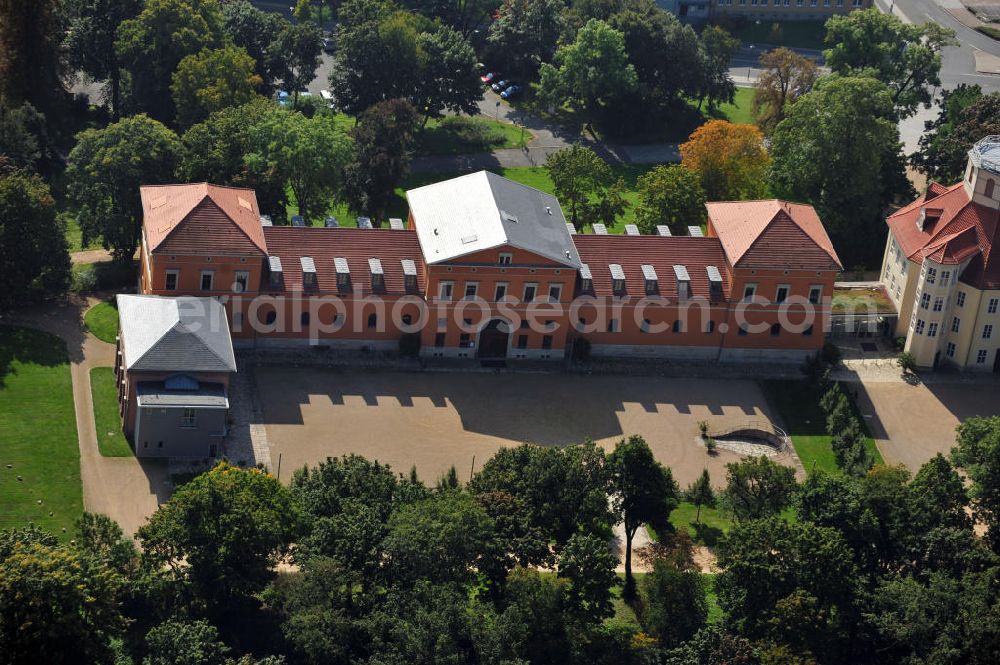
(136, 381), (229, 408)
(116, 295), (236, 373)
(406, 171), (581, 268)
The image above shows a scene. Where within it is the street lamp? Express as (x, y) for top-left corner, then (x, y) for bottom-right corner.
(748, 44), (755, 81)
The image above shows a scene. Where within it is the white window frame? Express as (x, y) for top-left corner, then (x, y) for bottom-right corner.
(439, 281), (454, 301)
(494, 282), (508, 301)
(463, 281), (479, 299)
(989, 298), (999, 314)
(548, 283), (563, 301)
(808, 285), (822, 305)
(984, 324), (994, 340)
(915, 319), (926, 335)
(180, 408), (197, 428)
(933, 297), (944, 312)
(233, 270), (250, 293)
(977, 349), (988, 364)
(523, 283), (538, 302)
(498, 252), (512, 266)
(946, 342), (955, 358)
(743, 283), (757, 301)
(952, 317), (961, 333)
(200, 270), (214, 291)
(164, 269), (179, 291)
(920, 293), (931, 310)
(957, 291), (966, 307)
(775, 284), (790, 304)
(928, 322), (938, 338)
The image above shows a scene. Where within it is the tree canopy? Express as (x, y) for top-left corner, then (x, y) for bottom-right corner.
(680, 120), (769, 201)
(170, 46), (262, 129)
(913, 86), (1000, 183)
(634, 164), (706, 236)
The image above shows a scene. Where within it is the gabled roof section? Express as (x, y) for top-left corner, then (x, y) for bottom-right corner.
(706, 200), (842, 271)
(141, 183), (268, 255)
(406, 171), (581, 268)
(886, 182), (1000, 288)
(116, 295), (236, 373)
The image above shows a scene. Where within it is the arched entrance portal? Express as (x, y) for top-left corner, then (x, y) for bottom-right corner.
(477, 319), (510, 360)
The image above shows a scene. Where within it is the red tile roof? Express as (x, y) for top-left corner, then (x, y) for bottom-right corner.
(886, 182), (1000, 289)
(572, 235), (731, 299)
(705, 200), (842, 271)
(262, 227), (425, 294)
(141, 183), (268, 255)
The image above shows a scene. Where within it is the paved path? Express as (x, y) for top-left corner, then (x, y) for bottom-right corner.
(8, 297), (170, 536)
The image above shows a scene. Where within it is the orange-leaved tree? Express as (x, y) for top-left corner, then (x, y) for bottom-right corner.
(679, 120), (770, 201)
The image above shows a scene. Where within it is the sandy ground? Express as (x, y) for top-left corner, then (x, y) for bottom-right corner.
(856, 379), (1000, 472)
(255, 368), (793, 488)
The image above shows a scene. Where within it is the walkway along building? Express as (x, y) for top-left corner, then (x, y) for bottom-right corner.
(880, 136), (1000, 371)
(135, 171), (843, 364)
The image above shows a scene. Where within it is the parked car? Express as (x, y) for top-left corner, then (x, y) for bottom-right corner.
(491, 79), (510, 93)
(276, 90), (312, 107)
(320, 89), (335, 108)
(322, 36), (335, 53)
(481, 72), (500, 84)
(500, 84), (521, 99)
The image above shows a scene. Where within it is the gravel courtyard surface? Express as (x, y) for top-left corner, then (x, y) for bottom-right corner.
(255, 368), (792, 486)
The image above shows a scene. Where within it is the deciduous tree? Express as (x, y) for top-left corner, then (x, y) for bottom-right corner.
(685, 469), (716, 524)
(171, 46), (262, 129)
(0, 169), (70, 311)
(697, 25), (738, 111)
(608, 435), (679, 596)
(769, 75), (911, 268)
(142, 619), (230, 665)
(951, 416), (1000, 553)
(413, 24), (482, 124)
(67, 114), (182, 262)
(824, 8), (956, 119)
(752, 47), (818, 134)
(65, 0), (143, 119)
(222, 0), (290, 95)
(546, 144), (627, 230)
(344, 98), (420, 220)
(486, 0), (565, 79)
(269, 21), (323, 106)
(137, 462), (303, 611)
(115, 0), (225, 122)
(680, 120), (769, 201)
(913, 87), (1000, 183)
(721, 456), (797, 521)
(0, 0), (67, 116)
(557, 532), (618, 624)
(538, 19), (638, 128)
(0, 103), (53, 173)
(642, 554), (707, 648)
(634, 164), (706, 236)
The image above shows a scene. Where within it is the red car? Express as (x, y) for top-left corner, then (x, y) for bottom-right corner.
(480, 72), (500, 85)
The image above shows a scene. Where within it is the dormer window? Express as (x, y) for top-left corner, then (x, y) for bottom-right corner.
(641, 264), (658, 295)
(707, 266), (723, 300)
(369, 258), (385, 291)
(674, 265), (690, 299)
(334, 257), (350, 291)
(301, 257), (317, 289)
(499, 252), (512, 266)
(610, 264), (625, 294)
(401, 259), (417, 293)
(267, 256), (282, 288)
(579, 264), (593, 293)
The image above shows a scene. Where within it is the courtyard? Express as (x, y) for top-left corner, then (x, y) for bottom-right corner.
(255, 367), (796, 487)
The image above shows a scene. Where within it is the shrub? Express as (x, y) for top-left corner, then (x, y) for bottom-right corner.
(705, 438), (717, 455)
(897, 351), (917, 374)
(437, 116), (506, 148)
(894, 336), (906, 352)
(698, 420), (709, 438)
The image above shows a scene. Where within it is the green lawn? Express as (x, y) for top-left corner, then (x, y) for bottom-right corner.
(89, 367), (132, 458)
(715, 87), (756, 126)
(669, 501), (733, 547)
(0, 327), (82, 537)
(287, 163), (663, 233)
(726, 19), (828, 50)
(84, 300), (119, 344)
(329, 111), (530, 156)
(761, 379), (884, 476)
(703, 573), (723, 624)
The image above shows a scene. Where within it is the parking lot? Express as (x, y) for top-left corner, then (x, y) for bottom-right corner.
(256, 368), (789, 487)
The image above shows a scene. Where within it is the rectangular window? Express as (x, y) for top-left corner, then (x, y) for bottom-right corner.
(808, 286), (822, 305)
(517, 334), (528, 349)
(180, 408), (197, 428)
(928, 322), (938, 338)
(494, 283), (507, 301)
(164, 270), (179, 290)
(608, 319), (619, 333)
(439, 281), (454, 300)
(957, 291), (966, 307)
(542, 335), (553, 350)
(580, 278), (592, 293)
(942, 271), (951, 285)
(404, 274), (417, 293)
(435, 332), (446, 347)
(464, 282), (478, 299)
(775, 285), (789, 304)
(612, 278), (625, 294)
(915, 319), (925, 335)
(640, 319), (650, 333)
(459, 333), (471, 347)
(705, 320), (715, 334)
(989, 298), (999, 314)
(946, 342), (956, 358)
(984, 325), (994, 339)
(926, 267), (937, 284)
(499, 253), (512, 266)
(548, 284), (563, 301)
(523, 283), (537, 302)
(200, 271), (213, 291)
(920, 293), (931, 309)
(743, 283), (757, 301)
(738, 325), (748, 336)
(933, 297), (944, 312)
(978, 349), (988, 364)
(771, 323), (781, 337)
(952, 317), (961, 333)
(367, 313), (377, 329)
(371, 273), (385, 291)
(673, 320), (683, 333)
(234, 271), (249, 293)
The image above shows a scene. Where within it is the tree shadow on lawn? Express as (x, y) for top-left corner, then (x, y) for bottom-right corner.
(0, 326), (70, 390)
(692, 521), (724, 548)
